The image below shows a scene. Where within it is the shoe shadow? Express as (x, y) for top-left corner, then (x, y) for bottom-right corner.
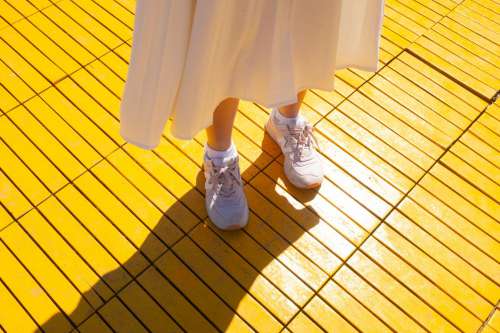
(38, 133), (323, 333)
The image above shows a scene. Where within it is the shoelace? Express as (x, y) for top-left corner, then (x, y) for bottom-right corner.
(207, 157), (242, 198)
(284, 123), (320, 162)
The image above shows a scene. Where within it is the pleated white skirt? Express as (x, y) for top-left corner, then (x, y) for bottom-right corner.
(119, 0), (385, 149)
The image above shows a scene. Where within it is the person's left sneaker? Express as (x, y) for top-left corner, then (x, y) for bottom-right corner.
(203, 150), (249, 230)
(265, 107), (324, 189)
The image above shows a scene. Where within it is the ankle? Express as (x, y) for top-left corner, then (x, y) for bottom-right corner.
(205, 141), (237, 159)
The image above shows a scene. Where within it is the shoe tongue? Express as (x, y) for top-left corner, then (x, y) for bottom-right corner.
(211, 154), (236, 167)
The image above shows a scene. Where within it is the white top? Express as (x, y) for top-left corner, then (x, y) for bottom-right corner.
(119, 0), (385, 149)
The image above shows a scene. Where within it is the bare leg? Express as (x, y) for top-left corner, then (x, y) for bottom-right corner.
(278, 90), (307, 118)
(205, 97), (239, 151)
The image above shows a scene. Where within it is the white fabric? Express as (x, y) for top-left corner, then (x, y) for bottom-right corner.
(119, 0), (385, 149)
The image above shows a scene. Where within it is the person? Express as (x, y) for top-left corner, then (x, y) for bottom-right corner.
(119, 0), (385, 230)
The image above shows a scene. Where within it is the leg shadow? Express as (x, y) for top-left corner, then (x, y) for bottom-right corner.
(38, 134), (322, 333)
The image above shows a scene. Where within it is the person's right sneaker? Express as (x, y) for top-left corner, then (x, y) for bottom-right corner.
(203, 150), (249, 230)
(265, 107), (324, 189)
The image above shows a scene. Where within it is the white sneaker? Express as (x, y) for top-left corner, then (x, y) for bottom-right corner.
(265, 107), (324, 189)
(203, 150), (249, 230)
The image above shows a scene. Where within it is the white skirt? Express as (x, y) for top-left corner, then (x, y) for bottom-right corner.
(119, 0), (385, 149)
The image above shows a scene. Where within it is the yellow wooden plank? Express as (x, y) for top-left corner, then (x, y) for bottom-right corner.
(98, 297), (148, 333)
(53, 0), (122, 50)
(73, 169), (167, 262)
(375, 66), (472, 131)
(0, 0), (24, 24)
(260, 161), (370, 245)
(71, 68), (120, 118)
(270, 151), (365, 229)
(374, 222), (493, 319)
(0, 203), (13, 230)
(0, 238), (73, 332)
(0, 114), (67, 193)
(389, 56), (485, 118)
(387, 208), (500, 304)
(154, 250), (255, 333)
(348, 250), (461, 332)
(27, 10), (95, 66)
(384, 5), (427, 37)
(172, 234), (282, 332)
(0, 26), (65, 83)
(302, 295), (358, 333)
(338, 98), (438, 169)
(424, 29), (500, 79)
(108, 147), (203, 230)
(406, 187), (500, 271)
(479, 113), (500, 135)
(317, 117), (415, 193)
(318, 279), (392, 333)
(286, 312), (325, 333)
(137, 265), (218, 333)
(205, 216), (317, 306)
(319, 149), (393, 218)
(425, 167), (500, 233)
(55, 77), (124, 146)
(99, 47), (129, 81)
(73, 0), (131, 41)
(23, 96), (101, 168)
(0, 58), (34, 105)
(449, 141), (500, 184)
(113, 0), (135, 12)
(56, 184), (149, 278)
(41, 3), (108, 57)
(409, 40), (496, 99)
(244, 184), (343, 273)
(333, 265), (426, 333)
(469, 122), (500, 150)
(440, 152), (500, 202)
(189, 222), (299, 324)
(453, 4), (500, 35)
(119, 281), (183, 333)
(432, 23), (500, 71)
(0, 280), (39, 333)
(381, 22), (413, 50)
(0, 169), (32, 220)
(460, 131), (500, 167)
(38, 87), (118, 156)
(91, 157), (185, 246)
(0, 84), (17, 113)
(2, 221), (94, 325)
(238, 208), (330, 291)
(386, 0), (436, 29)
(0, 38), (50, 93)
(78, 313), (112, 333)
(487, 309), (500, 332)
(315, 129), (403, 205)
(358, 83), (456, 149)
(301, 89), (335, 117)
(237, 100), (283, 156)
(438, 17), (500, 58)
(93, 0), (135, 29)
(8, 104), (86, 180)
(20, 206), (112, 304)
(37, 195), (130, 294)
(362, 237), (483, 332)
(3, 0), (52, 15)
(14, 16), (82, 74)
(85, 58), (124, 97)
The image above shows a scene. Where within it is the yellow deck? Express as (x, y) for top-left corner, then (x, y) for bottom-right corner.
(0, 0), (499, 332)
